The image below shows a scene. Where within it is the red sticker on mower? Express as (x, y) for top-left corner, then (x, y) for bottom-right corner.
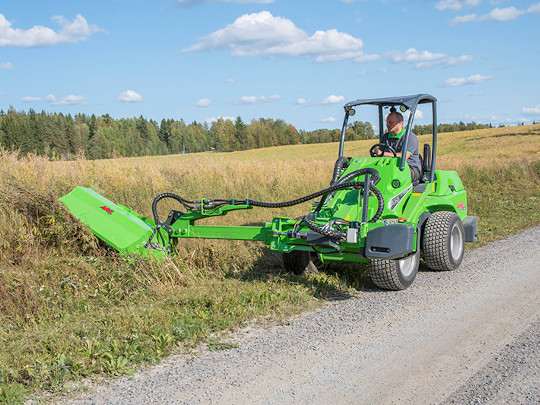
(457, 202), (466, 211)
(100, 206), (114, 215)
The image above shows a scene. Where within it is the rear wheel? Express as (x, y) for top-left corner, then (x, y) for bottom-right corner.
(369, 219), (420, 291)
(422, 211), (465, 271)
(282, 251), (325, 275)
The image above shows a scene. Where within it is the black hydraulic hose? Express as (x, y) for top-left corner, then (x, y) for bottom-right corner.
(151, 180), (378, 225)
(314, 167), (381, 214)
(246, 181), (368, 208)
(338, 167), (380, 185)
(150, 171), (385, 244)
(152, 192), (197, 225)
(330, 156), (350, 185)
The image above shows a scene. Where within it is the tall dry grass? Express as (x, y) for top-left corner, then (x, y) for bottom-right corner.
(1, 124), (539, 313)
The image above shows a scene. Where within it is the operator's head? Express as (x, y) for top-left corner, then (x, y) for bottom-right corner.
(386, 111), (404, 136)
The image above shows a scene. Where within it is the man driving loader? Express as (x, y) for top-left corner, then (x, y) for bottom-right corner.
(373, 109), (422, 182)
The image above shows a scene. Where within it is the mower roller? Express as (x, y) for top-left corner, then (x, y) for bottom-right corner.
(60, 94), (478, 290)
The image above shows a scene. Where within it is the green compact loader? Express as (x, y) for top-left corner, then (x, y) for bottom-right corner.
(60, 94), (477, 290)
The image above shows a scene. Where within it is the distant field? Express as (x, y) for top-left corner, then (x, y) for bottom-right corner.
(0, 124), (539, 402)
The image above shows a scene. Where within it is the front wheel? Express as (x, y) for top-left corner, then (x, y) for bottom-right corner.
(422, 211), (465, 271)
(369, 249), (420, 291)
(282, 251), (325, 275)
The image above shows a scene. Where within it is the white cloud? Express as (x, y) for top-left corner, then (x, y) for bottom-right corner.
(224, 78), (235, 83)
(0, 13), (102, 47)
(529, 3), (540, 13)
(43, 94), (86, 105)
(183, 11), (365, 62)
(357, 47), (473, 69)
(236, 94), (280, 104)
(384, 48), (473, 68)
(488, 6), (523, 20)
(0, 62), (13, 70)
(323, 95), (345, 104)
(436, 0), (481, 11)
(183, 11), (470, 68)
(295, 95), (345, 106)
(320, 117), (336, 123)
(405, 110), (424, 121)
(118, 90), (142, 102)
(451, 14), (481, 24)
(33, 93), (86, 105)
(196, 98), (212, 107)
(386, 48), (446, 63)
(21, 96), (41, 102)
(450, 2), (540, 24)
(443, 74), (494, 87)
(522, 105), (540, 114)
(416, 54), (474, 69)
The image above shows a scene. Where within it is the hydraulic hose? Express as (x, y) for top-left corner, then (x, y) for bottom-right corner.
(151, 179), (382, 224)
(150, 167), (385, 244)
(314, 167), (381, 214)
(338, 168), (380, 185)
(246, 180), (368, 208)
(151, 192), (197, 226)
(330, 156), (350, 185)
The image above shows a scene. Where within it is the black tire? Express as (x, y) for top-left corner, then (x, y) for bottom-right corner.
(368, 219), (420, 291)
(422, 211), (465, 271)
(369, 250), (420, 291)
(282, 251), (325, 275)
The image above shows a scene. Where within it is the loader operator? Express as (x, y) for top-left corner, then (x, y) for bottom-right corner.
(373, 110), (422, 182)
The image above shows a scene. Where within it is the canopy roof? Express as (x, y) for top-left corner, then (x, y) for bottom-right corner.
(343, 94), (436, 110)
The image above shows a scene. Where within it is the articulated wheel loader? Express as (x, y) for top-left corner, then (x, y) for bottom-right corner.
(60, 94), (477, 290)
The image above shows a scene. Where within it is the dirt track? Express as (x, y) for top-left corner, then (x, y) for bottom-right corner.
(58, 226), (540, 404)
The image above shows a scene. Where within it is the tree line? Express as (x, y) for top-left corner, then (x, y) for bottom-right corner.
(1, 107), (497, 160)
(0, 107), (377, 160)
(413, 121), (494, 135)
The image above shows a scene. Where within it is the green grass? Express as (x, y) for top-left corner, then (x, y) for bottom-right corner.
(0, 124), (539, 403)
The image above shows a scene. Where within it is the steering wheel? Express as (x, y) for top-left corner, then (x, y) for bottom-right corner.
(370, 143), (397, 157)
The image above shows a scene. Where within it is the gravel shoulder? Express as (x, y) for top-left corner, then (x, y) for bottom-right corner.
(55, 226), (540, 405)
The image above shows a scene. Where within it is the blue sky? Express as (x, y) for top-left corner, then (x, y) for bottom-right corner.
(1, 0), (539, 131)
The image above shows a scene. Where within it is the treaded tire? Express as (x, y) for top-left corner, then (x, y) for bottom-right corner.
(422, 211), (465, 271)
(282, 251), (324, 275)
(368, 219), (420, 291)
(369, 250), (419, 291)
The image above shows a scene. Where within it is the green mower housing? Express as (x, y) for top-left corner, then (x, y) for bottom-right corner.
(60, 94), (478, 290)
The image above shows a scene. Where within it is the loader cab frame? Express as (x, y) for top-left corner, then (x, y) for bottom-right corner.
(338, 94), (437, 183)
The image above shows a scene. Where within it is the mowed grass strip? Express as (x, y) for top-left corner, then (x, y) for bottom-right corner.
(0, 124), (539, 402)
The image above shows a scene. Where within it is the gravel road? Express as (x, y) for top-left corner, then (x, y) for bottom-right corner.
(57, 226), (540, 405)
